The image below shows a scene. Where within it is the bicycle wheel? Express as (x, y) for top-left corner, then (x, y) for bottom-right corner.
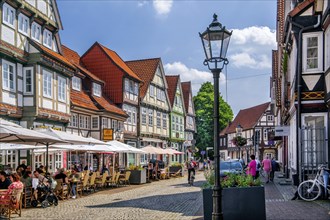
(298, 180), (321, 201)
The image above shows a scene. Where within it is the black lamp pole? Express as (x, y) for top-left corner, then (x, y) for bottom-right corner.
(199, 14), (232, 220)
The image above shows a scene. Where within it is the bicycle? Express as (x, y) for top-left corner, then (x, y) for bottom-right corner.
(297, 164), (330, 201)
(189, 172), (195, 186)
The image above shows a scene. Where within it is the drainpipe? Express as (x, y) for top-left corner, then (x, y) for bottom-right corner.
(288, 15), (321, 183)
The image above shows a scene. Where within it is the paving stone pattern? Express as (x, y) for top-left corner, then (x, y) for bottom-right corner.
(20, 173), (204, 220)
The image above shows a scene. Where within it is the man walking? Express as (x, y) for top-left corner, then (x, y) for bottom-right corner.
(270, 158), (277, 182)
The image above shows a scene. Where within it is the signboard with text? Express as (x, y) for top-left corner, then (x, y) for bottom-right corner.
(275, 126), (290, 136)
(103, 128), (113, 141)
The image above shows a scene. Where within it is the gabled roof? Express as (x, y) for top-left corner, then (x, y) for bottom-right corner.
(29, 39), (74, 70)
(126, 58), (160, 98)
(289, 0), (314, 17)
(166, 75), (180, 107)
(62, 45), (104, 83)
(92, 95), (128, 117)
(181, 81), (191, 113)
(88, 42), (142, 82)
(71, 90), (98, 111)
(226, 102), (271, 134)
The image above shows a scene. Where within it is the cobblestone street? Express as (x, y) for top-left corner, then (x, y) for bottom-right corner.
(20, 173), (204, 220)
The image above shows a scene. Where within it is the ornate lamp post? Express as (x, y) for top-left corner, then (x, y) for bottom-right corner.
(199, 14), (232, 220)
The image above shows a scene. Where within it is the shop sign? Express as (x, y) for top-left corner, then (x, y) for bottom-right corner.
(103, 128), (113, 141)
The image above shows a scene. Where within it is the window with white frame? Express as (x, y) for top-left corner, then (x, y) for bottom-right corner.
(31, 22), (41, 42)
(23, 67), (33, 94)
(162, 113), (167, 129)
(156, 111), (161, 128)
(303, 32), (323, 73)
(58, 76), (66, 102)
(55, 152), (62, 170)
(70, 114), (78, 127)
(141, 108), (147, 124)
(79, 115), (90, 129)
(150, 85), (155, 97)
(43, 70), (52, 98)
(102, 118), (108, 128)
(3, 3), (15, 28)
(157, 88), (162, 100)
(93, 83), (101, 97)
(267, 115), (274, 122)
(6, 150), (17, 169)
(148, 109), (153, 126)
(43, 29), (52, 48)
(18, 13), (29, 35)
(72, 76), (81, 91)
(92, 116), (99, 129)
(2, 60), (15, 91)
(112, 120), (117, 130)
(326, 28), (330, 70)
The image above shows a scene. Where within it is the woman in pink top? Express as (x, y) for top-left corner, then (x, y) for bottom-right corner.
(262, 156), (272, 183)
(246, 155), (257, 178)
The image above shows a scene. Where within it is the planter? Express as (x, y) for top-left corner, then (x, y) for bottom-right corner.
(169, 166), (183, 176)
(203, 186), (266, 220)
(129, 169), (147, 184)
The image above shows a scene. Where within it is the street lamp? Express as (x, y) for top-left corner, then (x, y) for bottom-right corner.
(199, 13), (232, 220)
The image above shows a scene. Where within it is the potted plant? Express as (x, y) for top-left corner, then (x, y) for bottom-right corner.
(231, 136), (247, 146)
(202, 170), (265, 220)
(128, 165), (147, 184)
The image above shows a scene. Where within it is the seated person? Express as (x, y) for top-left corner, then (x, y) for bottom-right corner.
(0, 171), (11, 189)
(20, 171), (33, 188)
(68, 169), (80, 199)
(101, 165), (109, 175)
(55, 168), (68, 184)
(0, 173), (23, 206)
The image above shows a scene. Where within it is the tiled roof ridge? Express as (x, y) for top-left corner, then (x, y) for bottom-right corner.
(126, 57), (161, 63)
(96, 42), (142, 82)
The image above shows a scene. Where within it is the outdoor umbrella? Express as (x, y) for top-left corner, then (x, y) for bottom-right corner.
(140, 145), (167, 155)
(106, 140), (145, 154)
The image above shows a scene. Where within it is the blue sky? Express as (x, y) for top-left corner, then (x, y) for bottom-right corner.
(57, 0), (277, 116)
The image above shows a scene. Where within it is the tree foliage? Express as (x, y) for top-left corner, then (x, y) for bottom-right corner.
(193, 82), (233, 156)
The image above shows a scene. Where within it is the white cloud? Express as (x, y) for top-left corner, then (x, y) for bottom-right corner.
(137, 1), (148, 7)
(164, 62), (226, 95)
(153, 0), (173, 15)
(228, 26), (276, 70)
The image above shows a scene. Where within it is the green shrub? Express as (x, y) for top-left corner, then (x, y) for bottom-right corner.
(202, 170), (262, 189)
(170, 162), (183, 167)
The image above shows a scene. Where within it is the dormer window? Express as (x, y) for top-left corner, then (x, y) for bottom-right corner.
(3, 3), (15, 28)
(31, 22), (41, 42)
(72, 76), (81, 91)
(18, 13), (29, 35)
(93, 83), (101, 97)
(43, 29), (52, 48)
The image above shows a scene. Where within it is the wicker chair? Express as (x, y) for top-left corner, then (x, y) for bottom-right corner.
(0, 188), (23, 219)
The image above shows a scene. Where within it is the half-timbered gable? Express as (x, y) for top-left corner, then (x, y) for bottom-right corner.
(181, 81), (196, 153)
(81, 42), (141, 147)
(126, 58), (171, 148)
(224, 102), (274, 162)
(166, 75), (186, 153)
(62, 45), (128, 141)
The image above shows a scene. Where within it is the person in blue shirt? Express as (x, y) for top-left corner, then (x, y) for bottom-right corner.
(0, 171), (11, 189)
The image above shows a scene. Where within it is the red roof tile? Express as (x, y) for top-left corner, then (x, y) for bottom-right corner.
(166, 75), (179, 107)
(62, 45), (103, 83)
(92, 95), (128, 117)
(98, 43), (142, 82)
(181, 81), (191, 113)
(71, 90), (98, 111)
(226, 102), (270, 134)
(126, 58), (160, 98)
(29, 39), (75, 70)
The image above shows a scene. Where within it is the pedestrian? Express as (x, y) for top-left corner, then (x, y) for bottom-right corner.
(186, 157), (197, 184)
(246, 155), (257, 179)
(270, 158), (277, 182)
(255, 157), (261, 178)
(262, 156), (272, 183)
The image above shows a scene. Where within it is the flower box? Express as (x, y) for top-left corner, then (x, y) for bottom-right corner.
(203, 186), (266, 220)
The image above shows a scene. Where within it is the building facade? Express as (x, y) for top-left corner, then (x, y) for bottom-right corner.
(271, 0), (329, 181)
(126, 58), (170, 150)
